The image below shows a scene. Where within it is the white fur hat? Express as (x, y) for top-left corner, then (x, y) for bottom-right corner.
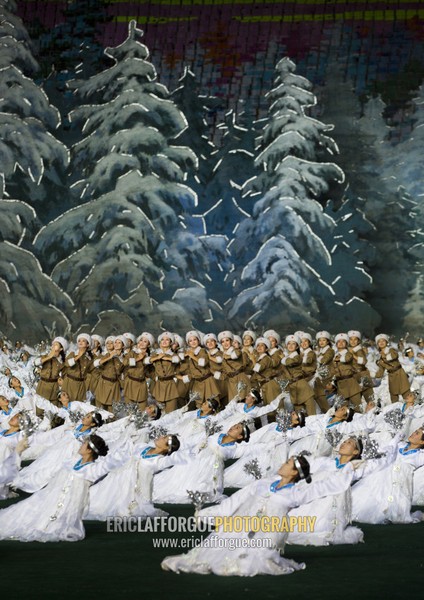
(243, 330), (257, 342)
(203, 333), (217, 345)
(285, 334), (300, 346)
(158, 331), (175, 344)
(348, 330), (361, 340)
(91, 334), (104, 347)
(186, 330), (201, 343)
(335, 333), (349, 343)
(173, 333), (184, 348)
(299, 332), (313, 343)
(375, 334), (389, 344)
(53, 336), (69, 353)
(218, 330), (233, 342)
(105, 336), (116, 344)
(255, 336), (271, 350)
(137, 332), (155, 346)
(122, 332), (136, 345)
(114, 335), (127, 346)
(316, 330), (331, 341)
(77, 333), (91, 346)
(263, 329), (281, 344)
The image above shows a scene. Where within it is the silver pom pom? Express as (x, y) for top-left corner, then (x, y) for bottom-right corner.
(325, 429), (344, 448)
(275, 409), (292, 433)
(67, 409), (85, 425)
(236, 381), (247, 394)
(188, 391), (201, 405)
(148, 425), (168, 441)
(127, 403), (150, 429)
(186, 490), (210, 510)
(276, 378), (290, 392)
(17, 410), (38, 436)
(243, 458), (262, 480)
(111, 398), (128, 419)
(361, 436), (385, 460)
(383, 408), (406, 431)
(204, 419), (223, 437)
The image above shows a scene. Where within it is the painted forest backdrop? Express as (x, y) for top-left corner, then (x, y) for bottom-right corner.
(1, 0), (424, 343)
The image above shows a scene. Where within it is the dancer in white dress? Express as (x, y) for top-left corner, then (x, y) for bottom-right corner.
(351, 425), (424, 523)
(161, 455), (354, 576)
(152, 422), (251, 504)
(12, 411), (105, 493)
(0, 434), (128, 542)
(86, 435), (182, 520)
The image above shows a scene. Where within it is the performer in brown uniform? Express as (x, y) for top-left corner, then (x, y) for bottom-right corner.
(332, 333), (362, 410)
(299, 332), (317, 385)
(34, 336), (68, 403)
(180, 330), (221, 407)
(62, 333), (92, 402)
(375, 333), (410, 403)
(242, 330), (257, 361)
(263, 329), (285, 380)
(146, 331), (181, 413)
(203, 333), (226, 404)
(85, 334), (104, 399)
(92, 336), (125, 410)
(218, 330), (250, 402)
(281, 334), (316, 415)
(314, 330), (334, 413)
(122, 332), (154, 408)
(348, 330), (374, 402)
(250, 337), (281, 405)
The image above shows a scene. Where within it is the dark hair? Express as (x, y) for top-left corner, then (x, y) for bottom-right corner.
(87, 434), (108, 457)
(236, 422), (250, 444)
(353, 437), (363, 459)
(250, 389), (262, 405)
(167, 434), (180, 455)
(297, 411), (306, 428)
(293, 455), (312, 484)
(346, 408), (355, 423)
(207, 398), (220, 413)
(152, 405), (162, 420)
(90, 412), (104, 428)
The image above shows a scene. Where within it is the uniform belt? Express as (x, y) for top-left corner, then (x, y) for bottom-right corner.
(40, 376), (58, 383)
(66, 374), (85, 382)
(156, 375), (175, 382)
(227, 367), (244, 378)
(128, 375), (146, 382)
(191, 373), (212, 382)
(101, 375), (119, 382)
(388, 366), (402, 373)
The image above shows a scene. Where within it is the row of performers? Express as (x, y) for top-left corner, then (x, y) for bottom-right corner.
(0, 382), (423, 576)
(30, 328), (410, 415)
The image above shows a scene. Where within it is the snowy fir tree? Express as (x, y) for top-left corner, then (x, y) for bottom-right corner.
(343, 96), (419, 333)
(228, 57), (345, 332)
(192, 108), (257, 312)
(0, 0), (70, 223)
(34, 21), (225, 334)
(38, 0), (113, 146)
(317, 63), (381, 332)
(0, 0), (73, 342)
(0, 174), (72, 343)
(202, 107), (256, 237)
(394, 85), (424, 331)
(170, 66), (221, 230)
